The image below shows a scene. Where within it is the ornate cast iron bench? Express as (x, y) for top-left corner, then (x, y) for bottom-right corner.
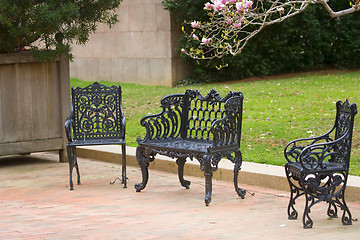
(284, 99), (357, 228)
(65, 82), (127, 190)
(135, 89), (246, 205)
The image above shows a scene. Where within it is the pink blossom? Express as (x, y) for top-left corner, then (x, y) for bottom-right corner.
(204, 2), (213, 10)
(221, 0), (227, 4)
(234, 22), (241, 28)
(236, 2), (244, 12)
(181, 48), (186, 53)
(277, 7), (284, 13)
(191, 20), (199, 28)
(245, 0), (253, 9)
(213, 0), (225, 11)
(192, 34), (199, 40)
(201, 37), (211, 44)
(229, 0), (235, 3)
(266, 118), (270, 121)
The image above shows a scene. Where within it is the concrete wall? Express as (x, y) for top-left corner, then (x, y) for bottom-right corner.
(70, 0), (188, 87)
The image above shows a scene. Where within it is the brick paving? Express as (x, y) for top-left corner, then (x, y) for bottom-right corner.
(0, 152), (359, 239)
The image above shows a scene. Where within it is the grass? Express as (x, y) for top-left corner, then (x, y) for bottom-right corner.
(70, 70), (360, 176)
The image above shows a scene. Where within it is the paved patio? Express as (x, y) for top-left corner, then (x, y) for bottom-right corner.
(0, 152), (359, 239)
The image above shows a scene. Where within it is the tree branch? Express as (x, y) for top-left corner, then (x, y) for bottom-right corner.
(316, 0), (360, 18)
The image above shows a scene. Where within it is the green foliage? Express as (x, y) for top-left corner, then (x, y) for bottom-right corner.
(163, 0), (360, 84)
(0, 0), (121, 60)
(70, 70), (360, 176)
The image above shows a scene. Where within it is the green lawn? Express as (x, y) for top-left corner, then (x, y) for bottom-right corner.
(70, 70), (360, 176)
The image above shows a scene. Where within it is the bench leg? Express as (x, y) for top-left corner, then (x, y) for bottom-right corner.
(121, 144), (127, 188)
(67, 145), (81, 190)
(327, 202), (338, 218)
(135, 146), (149, 192)
(233, 151), (246, 198)
(203, 155), (212, 206)
(176, 157), (191, 189)
(340, 196), (352, 225)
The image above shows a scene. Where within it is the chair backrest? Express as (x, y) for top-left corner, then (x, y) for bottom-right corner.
(181, 89), (243, 143)
(71, 82), (125, 141)
(332, 99), (357, 164)
(335, 99), (357, 141)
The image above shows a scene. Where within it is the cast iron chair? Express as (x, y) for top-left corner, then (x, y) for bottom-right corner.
(284, 99), (357, 228)
(65, 82), (127, 190)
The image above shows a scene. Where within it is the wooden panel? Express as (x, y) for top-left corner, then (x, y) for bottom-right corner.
(0, 64), (19, 142)
(0, 74), (2, 143)
(0, 138), (63, 156)
(15, 62), (33, 141)
(46, 62), (62, 138)
(30, 62), (49, 140)
(0, 52), (70, 159)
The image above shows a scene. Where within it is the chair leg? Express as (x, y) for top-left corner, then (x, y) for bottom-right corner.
(176, 157), (191, 189)
(285, 167), (303, 220)
(302, 192), (314, 229)
(233, 150), (246, 198)
(134, 146), (150, 192)
(203, 155), (213, 206)
(121, 144), (127, 188)
(67, 145), (81, 190)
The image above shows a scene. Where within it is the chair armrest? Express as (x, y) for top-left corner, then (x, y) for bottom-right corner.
(296, 132), (350, 171)
(284, 126), (335, 163)
(137, 94), (184, 143)
(64, 110), (74, 143)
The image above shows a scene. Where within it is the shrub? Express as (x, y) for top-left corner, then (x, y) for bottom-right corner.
(0, 0), (121, 60)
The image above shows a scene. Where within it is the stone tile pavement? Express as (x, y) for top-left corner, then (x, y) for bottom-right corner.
(0, 152), (359, 239)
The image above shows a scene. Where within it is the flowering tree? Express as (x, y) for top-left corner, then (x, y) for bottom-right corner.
(181, 0), (360, 64)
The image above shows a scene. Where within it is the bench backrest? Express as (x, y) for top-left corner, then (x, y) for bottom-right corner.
(182, 89), (243, 143)
(71, 82), (125, 141)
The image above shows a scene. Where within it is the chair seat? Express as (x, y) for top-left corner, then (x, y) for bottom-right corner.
(286, 161), (346, 175)
(68, 138), (125, 147)
(140, 138), (213, 154)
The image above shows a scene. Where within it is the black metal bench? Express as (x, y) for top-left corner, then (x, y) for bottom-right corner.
(284, 99), (357, 228)
(65, 82), (127, 190)
(135, 89), (246, 205)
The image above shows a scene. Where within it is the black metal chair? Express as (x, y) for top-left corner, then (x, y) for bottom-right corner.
(284, 99), (357, 228)
(65, 82), (127, 190)
(135, 89), (246, 205)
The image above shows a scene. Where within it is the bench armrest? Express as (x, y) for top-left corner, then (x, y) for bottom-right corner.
(137, 94), (184, 143)
(284, 126), (335, 163)
(210, 96), (243, 149)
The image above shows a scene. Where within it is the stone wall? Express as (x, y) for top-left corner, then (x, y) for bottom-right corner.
(70, 0), (187, 87)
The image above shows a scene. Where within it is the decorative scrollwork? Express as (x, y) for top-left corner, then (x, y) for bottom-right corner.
(284, 99), (357, 228)
(136, 89), (245, 205)
(71, 82), (124, 140)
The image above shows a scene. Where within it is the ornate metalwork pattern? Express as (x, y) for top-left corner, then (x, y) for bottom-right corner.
(138, 94), (184, 142)
(72, 82), (125, 140)
(186, 89), (243, 141)
(65, 82), (127, 191)
(136, 89), (245, 205)
(284, 99), (357, 228)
